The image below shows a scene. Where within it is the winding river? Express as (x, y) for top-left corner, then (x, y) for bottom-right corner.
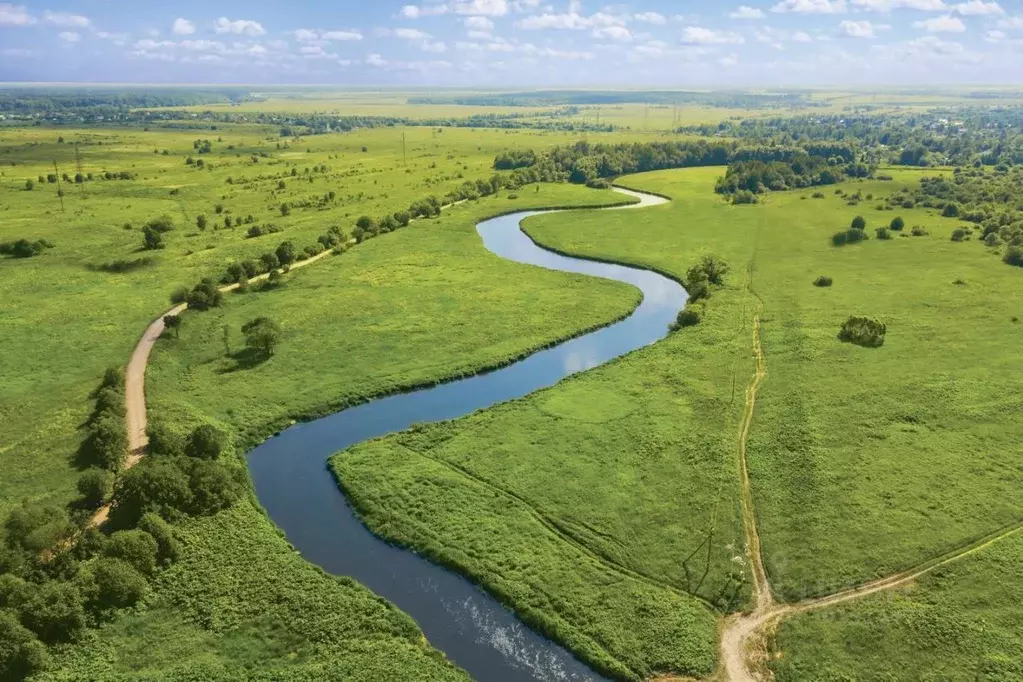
(247, 188), (687, 682)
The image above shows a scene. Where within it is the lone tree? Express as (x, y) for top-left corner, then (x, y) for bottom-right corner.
(242, 317), (282, 357)
(275, 241), (296, 266)
(163, 315), (181, 338)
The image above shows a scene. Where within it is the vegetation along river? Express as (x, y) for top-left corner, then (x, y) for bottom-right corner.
(247, 188), (687, 681)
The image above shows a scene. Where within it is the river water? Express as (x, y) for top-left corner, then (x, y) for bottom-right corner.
(247, 189), (686, 681)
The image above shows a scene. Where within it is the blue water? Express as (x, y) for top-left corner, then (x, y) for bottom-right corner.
(247, 195), (687, 681)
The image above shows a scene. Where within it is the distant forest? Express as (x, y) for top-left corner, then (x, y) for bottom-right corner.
(410, 90), (818, 109)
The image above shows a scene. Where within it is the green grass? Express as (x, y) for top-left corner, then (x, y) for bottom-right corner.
(144, 183), (640, 444)
(770, 529), (1023, 681)
(39, 501), (469, 681)
(0, 123), (653, 518)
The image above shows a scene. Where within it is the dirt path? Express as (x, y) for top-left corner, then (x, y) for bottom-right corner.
(717, 307), (1023, 681)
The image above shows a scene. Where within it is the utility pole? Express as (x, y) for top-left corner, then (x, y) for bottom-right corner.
(401, 132), (407, 167)
(74, 143), (86, 194)
(53, 161), (65, 212)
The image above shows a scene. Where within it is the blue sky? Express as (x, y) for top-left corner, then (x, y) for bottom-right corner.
(1, 0), (1021, 85)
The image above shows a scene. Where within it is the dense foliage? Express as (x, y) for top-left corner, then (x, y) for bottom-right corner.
(838, 316), (887, 348)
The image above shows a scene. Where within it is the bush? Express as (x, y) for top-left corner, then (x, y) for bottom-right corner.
(0, 239), (55, 259)
(672, 303), (704, 329)
(941, 202), (960, 218)
(832, 228), (868, 246)
(850, 215), (866, 230)
(186, 279), (223, 311)
(76, 469), (114, 508)
(890, 216), (905, 231)
(184, 460), (245, 516)
(0, 610), (48, 679)
(137, 514), (179, 566)
(911, 226), (929, 237)
(813, 276), (833, 287)
(104, 530), (158, 576)
(169, 286), (190, 305)
(951, 228), (970, 242)
(14, 581), (86, 643)
(3, 503), (72, 555)
(109, 458), (193, 527)
(146, 420), (185, 457)
(87, 413), (128, 471)
(731, 190), (759, 205)
(86, 558), (147, 611)
(838, 316), (886, 348)
(1004, 245), (1023, 267)
(24, 179), (34, 191)
(185, 424), (231, 461)
(275, 241), (296, 266)
(875, 227), (892, 240)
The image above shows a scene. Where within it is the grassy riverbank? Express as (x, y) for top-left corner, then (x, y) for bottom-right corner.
(336, 166), (1022, 678)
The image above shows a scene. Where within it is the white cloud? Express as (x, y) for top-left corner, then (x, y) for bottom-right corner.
(997, 15), (1023, 28)
(914, 14), (966, 30)
(366, 53), (388, 66)
(400, 0), (509, 17)
(179, 39), (226, 52)
(43, 11), (90, 28)
(464, 16), (494, 31)
(951, 0), (1003, 15)
(985, 28), (1006, 40)
(730, 5), (766, 18)
(2, 47), (35, 56)
(213, 17), (266, 36)
(681, 26), (745, 44)
(593, 25), (632, 40)
(322, 30), (363, 41)
(422, 40), (448, 52)
(772, 0), (847, 13)
(0, 3), (35, 25)
(634, 11), (667, 24)
(516, 9), (625, 30)
(851, 0), (947, 10)
(719, 54), (739, 66)
(840, 19), (879, 36)
(57, 31), (80, 43)
(393, 27), (432, 39)
(172, 18), (195, 35)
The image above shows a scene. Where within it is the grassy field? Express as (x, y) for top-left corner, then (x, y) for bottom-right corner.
(770, 529), (1023, 681)
(0, 122), (656, 519)
(144, 183), (640, 446)
(329, 166), (1022, 677)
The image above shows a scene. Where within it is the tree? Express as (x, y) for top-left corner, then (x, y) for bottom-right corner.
(24, 179), (34, 191)
(185, 424), (230, 461)
(14, 581), (86, 643)
(838, 316), (886, 348)
(142, 225), (164, 250)
(1003, 245), (1023, 267)
(0, 610), (48, 680)
(196, 215), (207, 230)
(186, 279), (223, 311)
(163, 314), (181, 339)
(280, 202), (290, 216)
(890, 216), (905, 231)
(356, 216), (375, 233)
(275, 241), (296, 266)
(259, 252), (279, 272)
(88, 413), (128, 471)
(77, 469), (114, 508)
(146, 419), (185, 458)
(942, 202), (960, 218)
(138, 513), (179, 566)
(104, 530), (158, 576)
(394, 211), (411, 227)
(185, 460), (244, 516)
(109, 458), (193, 527)
(850, 216), (866, 231)
(86, 557), (147, 611)
(3, 503), (72, 554)
(242, 317), (282, 357)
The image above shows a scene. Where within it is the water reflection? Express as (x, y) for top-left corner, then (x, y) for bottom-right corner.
(248, 195), (687, 682)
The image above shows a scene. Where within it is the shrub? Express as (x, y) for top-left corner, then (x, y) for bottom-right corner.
(186, 279), (223, 311)
(184, 460), (245, 516)
(941, 202), (960, 218)
(259, 252), (280, 272)
(875, 227), (892, 240)
(813, 276), (833, 287)
(14, 581), (86, 643)
(24, 179), (34, 191)
(146, 420), (185, 457)
(86, 558), (147, 611)
(1004, 245), (1023, 267)
(911, 226), (929, 237)
(76, 469), (114, 508)
(169, 286), (190, 305)
(3, 503), (72, 554)
(890, 216), (905, 231)
(951, 228), (970, 242)
(850, 215), (866, 230)
(137, 514), (179, 566)
(0, 610), (48, 679)
(832, 228), (868, 246)
(104, 530), (158, 576)
(87, 413), (127, 471)
(185, 424), (231, 461)
(142, 225), (164, 250)
(731, 190), (758, 205)
(672, 303), (704, 329)
(242, 317), (282, 357)
(275, 241), (296, 266)
(838, 316), (886, 348)
(109, 458), (193, 527)
(196, 215), (207, 230)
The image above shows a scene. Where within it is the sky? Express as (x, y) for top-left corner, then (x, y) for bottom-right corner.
(1, 0), (1022, 86)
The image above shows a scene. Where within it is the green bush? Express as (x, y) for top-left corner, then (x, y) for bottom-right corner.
(813, 276), (833, 287)
(185, 460), (245, 516)
(104, 530), (158, 577)
(185, 424), (231, 461)
(850, 215), (866, 230)
(109, 458), (193, 527)
(838, 316), (887, 348)
(672, 303), (704, 329)
(86, 413), (127, 471)
(76, 469), (114, 508)
(1004, 245), (1023, 267)
(951, 228), (970, 242)
(875, 227), (892, 240)
(3, 503), (73, 555)
(13, 581), (86, 643)
(186, 278), (223, 311)
(911, 226), (929, 237)
(890, 216), (905, 231)
(85, 558), (147, 612)
(0, 610), (49, 680)
(137, 514), (180, 566)
(146, 419), (186, 458)
(832, 228), (868, 246)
